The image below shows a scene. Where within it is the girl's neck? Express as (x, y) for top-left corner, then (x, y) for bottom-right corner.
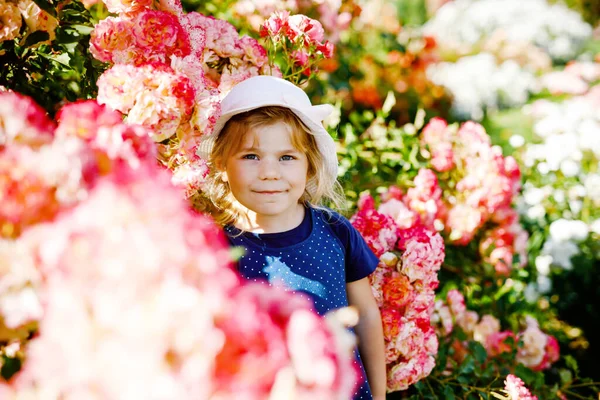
(235, 203), (306, 234)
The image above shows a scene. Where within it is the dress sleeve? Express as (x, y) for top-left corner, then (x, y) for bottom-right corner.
(323, 210), (380, 282)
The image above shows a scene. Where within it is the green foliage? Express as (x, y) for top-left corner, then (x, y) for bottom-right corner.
(0, 0), (105, 115)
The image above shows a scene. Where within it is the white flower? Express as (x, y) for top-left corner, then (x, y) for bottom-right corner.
(549, 219), (589, 242)
(569, 199), (583, 215)
(541, 238), (580, 270)
(584, 174), (600, 202)
(426, 53), (535, 120)
(590, 219), (600, 235)
(423, 0), (592, 62)
(535, 255), (552, 276)
(553, 189), (565, 204)
(523, 187), (547, 205)
(536, 275), (552, 294)
(509, 134), (525, 148)
(560, 159), (580, 177)
(526, 204), (546, 219)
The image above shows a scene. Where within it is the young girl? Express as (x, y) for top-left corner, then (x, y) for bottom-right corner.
(199, 75), (386, 400)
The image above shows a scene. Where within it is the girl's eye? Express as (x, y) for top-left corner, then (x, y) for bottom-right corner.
(280, 155), (296, 161)
(242, 154), (258, 160)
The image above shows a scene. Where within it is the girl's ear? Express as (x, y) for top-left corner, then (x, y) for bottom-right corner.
(214, 157), (228, 182)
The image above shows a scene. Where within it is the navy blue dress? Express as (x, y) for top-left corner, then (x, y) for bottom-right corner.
(225, 206), (379, 400)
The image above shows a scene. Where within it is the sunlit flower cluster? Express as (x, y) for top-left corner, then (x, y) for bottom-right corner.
(423, 0), (592, 63)
(260, 11), (334, 81)
(432, 291), (559, 372)
(0, 92), (155, 346)
(91, 0), (273, 199)
(0, 92), (155, 240)
(420, 118), (523, 257)
(427, 53), (537, 120)
(516, 66), (600, 296)
(233, 0), (355, 44)
(539, 61), (600, 95)
(351, 193), (445, 391)
(0, 93), (359, 399)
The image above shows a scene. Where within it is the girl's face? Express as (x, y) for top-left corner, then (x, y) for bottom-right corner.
(223, 121), (309, 227)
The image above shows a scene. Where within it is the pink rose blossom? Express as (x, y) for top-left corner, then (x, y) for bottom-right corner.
(0, 92), (55, 148)
(317, 41), (335, 58)
(387, 354), (436, 392)
(404, 169), (443, 230)
(292, 49), (310, 67)
(190, 13), (242, 59)
(431, 300), (453, 336)
(445, 203), (483, 245)
(398, 225), (444, 288)
(260, 10), (290, 37)
(351, 193), (398, 257)
(473, 314), (500, 344)
(381, 306), (402, 342)
(378, 198), (417, 229)
(382, 273), (414, 312)
(238, 36), (268, 68)
(503, 374), (538, 400)
(533, 335), (559, 371)
(287, 14), (325, 44)
(446, 289), (466, 321)
(89, 16), (135, 64)
(132, 10), (191, 64)
(486, 331), (517, 357)
(421, 117), (449, 145)
(516, 324), (548, 369)
(97, 63), (196, 142)
(430, 143), (455, 172)
(457, 310), (479, 335)
(103, 0), (152, 14)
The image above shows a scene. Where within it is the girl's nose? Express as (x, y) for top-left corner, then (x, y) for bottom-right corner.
(258, 158), (281, 180)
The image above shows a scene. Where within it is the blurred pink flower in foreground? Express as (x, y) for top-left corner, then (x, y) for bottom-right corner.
(0, 93), (359, 399)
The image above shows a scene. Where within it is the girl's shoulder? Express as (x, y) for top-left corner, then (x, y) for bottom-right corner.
(311, 206), (351, 227)
(310, 206), (356, 246)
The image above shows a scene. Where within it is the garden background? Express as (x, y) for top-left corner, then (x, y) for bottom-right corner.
(1, 0), (599, 398)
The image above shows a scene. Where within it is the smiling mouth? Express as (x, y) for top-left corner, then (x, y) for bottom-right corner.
(254, 190), (286, 195)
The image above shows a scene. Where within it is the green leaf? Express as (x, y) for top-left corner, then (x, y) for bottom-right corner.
(514, 364), (536, 385)
(41, 52), (71, 66)
(413, 381), (426, 393)
(459, 356), (475, 375)
(559, 369), (573, 385)
(443, 385), (456, 400)
(69, 24), (95, 35)
(564, 355), (579, 376)
(24, 31), (50, 48)
(468, 341), (488, 365)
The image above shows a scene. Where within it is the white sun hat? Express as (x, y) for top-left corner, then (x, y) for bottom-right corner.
(196, 75), (338, 187)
